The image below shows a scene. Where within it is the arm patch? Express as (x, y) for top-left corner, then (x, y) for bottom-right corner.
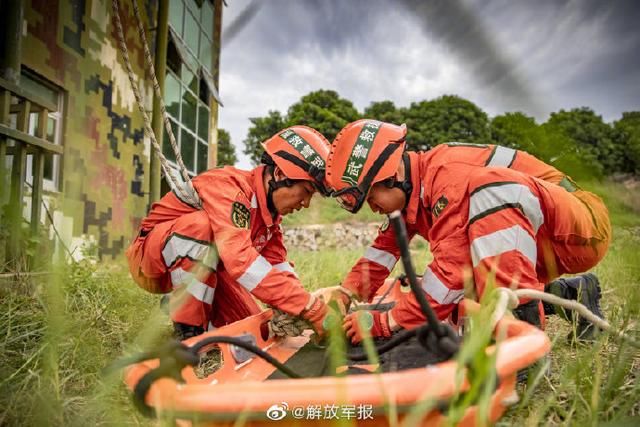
(231, 202), (251, 228)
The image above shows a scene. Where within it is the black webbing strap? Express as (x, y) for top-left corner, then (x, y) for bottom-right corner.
(273, 150), (325, 182)
(272, 150), (332, 196)
(358, 143), (402, 196)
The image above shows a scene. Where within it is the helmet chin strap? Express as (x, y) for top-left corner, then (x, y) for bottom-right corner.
(266, 168), (298, 218)
(390, 153), (413, 209)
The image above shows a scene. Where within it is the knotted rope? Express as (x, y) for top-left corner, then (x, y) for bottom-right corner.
(269, 309), (310, 337)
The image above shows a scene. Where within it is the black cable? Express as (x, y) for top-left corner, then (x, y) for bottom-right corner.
(389, 212), (440, 327)
(389, 211), (460, 359)
(347, 328), (418, 361)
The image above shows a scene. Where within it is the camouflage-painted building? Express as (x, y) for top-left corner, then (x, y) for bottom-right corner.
(1, 0), (223, 260)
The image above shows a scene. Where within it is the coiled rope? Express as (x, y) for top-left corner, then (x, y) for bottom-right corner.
(112, 0), (201, 208)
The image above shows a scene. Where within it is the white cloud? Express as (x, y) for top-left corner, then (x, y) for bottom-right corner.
(218, 0), (640, 169)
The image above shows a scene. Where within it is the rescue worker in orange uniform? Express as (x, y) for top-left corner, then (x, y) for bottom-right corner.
(126, 126), (330, 340)
(322, 120), (611, 344)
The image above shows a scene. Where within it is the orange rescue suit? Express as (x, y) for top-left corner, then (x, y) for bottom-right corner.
(342, 144), (611, 329)
(126, 165), (312, 330)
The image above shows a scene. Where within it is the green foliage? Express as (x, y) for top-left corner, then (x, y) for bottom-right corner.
(243, 110), (286, 165)
(242, 90), (636, 178)
(242, 90), (360, 166)
(547, 107), (622, 174)
(488, 112), (601, 180)
(0, 261), (160, 425)
(404, 95), (491, 151)
(363, 100), (404, 124)
(216, 128), (237, 166)
(613, 111), (640, 174)
(285, 89), (360, 141)
(0, 204), (55, 272)
(490, 112), (538, 152)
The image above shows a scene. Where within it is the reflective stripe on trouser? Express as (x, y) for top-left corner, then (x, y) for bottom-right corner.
(467, 169), (545, 301)
(131, 210), (260, 329)
(170, 265), (261, 329)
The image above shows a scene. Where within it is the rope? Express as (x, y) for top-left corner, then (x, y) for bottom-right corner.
(492, 287), (640, 348)
(111, 0), (201, 208)
(269, 309), (310, 338)
(130, 0), (201, 208)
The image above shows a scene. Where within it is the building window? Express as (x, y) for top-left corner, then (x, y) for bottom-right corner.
(21, 70), (64, 192)
(165, 0), (218, 177)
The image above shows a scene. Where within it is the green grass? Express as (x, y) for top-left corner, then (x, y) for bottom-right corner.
(1, 180), (639, 425)
(0, 262), (160, 425)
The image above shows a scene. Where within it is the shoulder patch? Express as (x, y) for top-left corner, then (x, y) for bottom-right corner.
(432, 195), (449, 218)
(231, 202), (251, 228)
(380, 216), (390, 232)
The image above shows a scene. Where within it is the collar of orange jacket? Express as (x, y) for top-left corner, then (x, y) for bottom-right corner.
(252, 165), (281, 228)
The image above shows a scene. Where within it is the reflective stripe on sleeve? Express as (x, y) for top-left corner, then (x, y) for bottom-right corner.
(422, 267), (465, 305)
(162, 233), (218, 269)
(273, 261), (298, 277)
(469, 183), (544, 233)
(470, 225), (537, 267)
(364, 247), (397, 271)
(486, 146), (516, 167)
(237, 255), (273, 291)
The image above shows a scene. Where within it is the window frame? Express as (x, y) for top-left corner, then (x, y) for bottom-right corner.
(165, 0), (217, 177)
(21, 69), (65, 193)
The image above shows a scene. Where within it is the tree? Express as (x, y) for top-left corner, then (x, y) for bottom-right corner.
(243, 110), (286, 165)
(216, 129), (237, 166)
(364, 100), (404, 125)
(613, 111), (640, 174)
(490, 112), (538, 153)
(403, 95), (490, 151)
(490, 112), (595, 179)
(546, 107), (620, 174)
(285, 90), (360, 142)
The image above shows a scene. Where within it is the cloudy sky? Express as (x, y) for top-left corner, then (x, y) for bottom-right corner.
(217, 0), (640, 169)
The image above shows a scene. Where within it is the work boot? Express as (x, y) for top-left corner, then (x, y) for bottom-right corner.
(545, 273), (603, 342)
(513, 299), (542, 328)
(173, 322), (204, 341)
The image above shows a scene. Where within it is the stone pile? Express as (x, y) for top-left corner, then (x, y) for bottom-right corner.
(283, 222), (380, 251)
